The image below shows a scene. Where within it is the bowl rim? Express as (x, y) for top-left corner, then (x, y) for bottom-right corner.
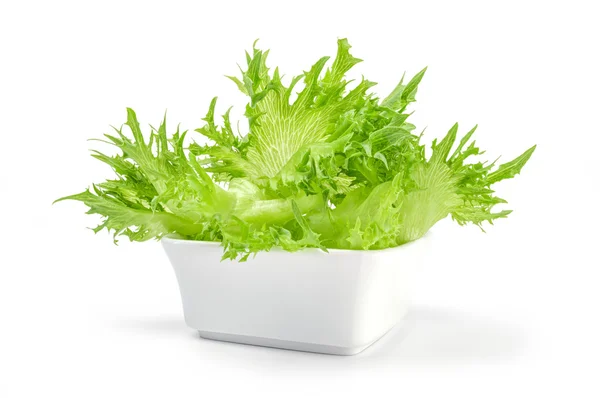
(161, 232), (428, 254)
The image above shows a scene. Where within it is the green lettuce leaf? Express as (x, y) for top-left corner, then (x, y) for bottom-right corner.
(56, 39), (535, 259)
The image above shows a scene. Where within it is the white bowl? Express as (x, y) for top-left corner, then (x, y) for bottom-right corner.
(162, 235), (427, 355)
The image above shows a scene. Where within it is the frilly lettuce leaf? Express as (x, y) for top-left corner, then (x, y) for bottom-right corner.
(56, 39), (535, 260)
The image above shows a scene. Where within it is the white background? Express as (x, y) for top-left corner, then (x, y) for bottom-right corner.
(1, 0), (599, 397)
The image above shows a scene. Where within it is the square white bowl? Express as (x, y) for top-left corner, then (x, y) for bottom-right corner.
(162, 236), (427, 355)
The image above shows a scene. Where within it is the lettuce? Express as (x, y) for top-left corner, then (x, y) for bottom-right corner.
(56, 39), (535, 260)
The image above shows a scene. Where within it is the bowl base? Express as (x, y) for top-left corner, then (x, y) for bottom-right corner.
(198, 330), (388, 356)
